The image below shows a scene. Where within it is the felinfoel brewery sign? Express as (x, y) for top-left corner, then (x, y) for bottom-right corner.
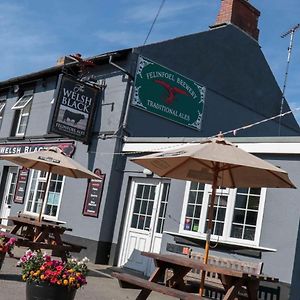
(132, 56), (206, 130)
(48, 74), (99, 144)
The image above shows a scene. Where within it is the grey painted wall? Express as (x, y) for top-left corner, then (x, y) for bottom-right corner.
(125, 25), (299, 137)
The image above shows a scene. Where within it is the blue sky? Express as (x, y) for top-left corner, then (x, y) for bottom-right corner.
(0, 0), (299, 120)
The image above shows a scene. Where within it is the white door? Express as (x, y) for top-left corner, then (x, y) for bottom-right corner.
(0, 167), (18, 226)
(119, 178), (170, 275)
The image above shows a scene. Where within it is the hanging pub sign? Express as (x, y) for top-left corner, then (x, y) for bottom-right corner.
(48, 74), (99, 144)
(132, 56), (206, 130)
(13, 167), (29, 204)
(83, 169), (106, 217)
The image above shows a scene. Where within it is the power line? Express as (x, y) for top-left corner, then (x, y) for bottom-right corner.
(140, 0), (166, 51)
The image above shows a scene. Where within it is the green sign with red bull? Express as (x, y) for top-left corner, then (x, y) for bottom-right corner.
(132, 56), (205, 130)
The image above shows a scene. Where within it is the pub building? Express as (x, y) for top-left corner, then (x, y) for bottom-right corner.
(1, 0), (300, 298)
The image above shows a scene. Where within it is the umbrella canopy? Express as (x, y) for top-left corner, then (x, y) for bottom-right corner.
(131, 135), (295, 295)
(131, 136), (295, 189)
(0, 147), (99, 179)
(0, 147), (100, 222)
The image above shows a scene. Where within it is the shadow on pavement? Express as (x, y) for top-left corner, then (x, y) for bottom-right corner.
(0, 273), (23, 282)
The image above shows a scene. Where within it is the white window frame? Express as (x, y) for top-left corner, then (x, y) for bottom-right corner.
(24, 170), (65, 221)
(179, 181), (267, 247)
(11, 94), (33, 137)
(0, 101), (6, 124)
(11, 95), (33, 110)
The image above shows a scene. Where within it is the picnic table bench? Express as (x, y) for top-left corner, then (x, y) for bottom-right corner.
(5, 214), (86, 261)
(113, 252), (279, 300)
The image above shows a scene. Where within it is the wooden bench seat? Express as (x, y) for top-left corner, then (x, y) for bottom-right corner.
(112, 272), (210, 300)
(165, 251), (280, 300)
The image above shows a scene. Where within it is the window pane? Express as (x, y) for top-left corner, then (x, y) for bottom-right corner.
(147, 201), (154, 215)
(141, 201), (147, 214)
(246, 211), (258, 226)
(244, 226), (255, 240)
(249, 188), (261, 195)
(248, 196), (259, 210)
(235, 194), (247, 208)
(133, 200), (141, 213)
(136, 185), (143, 198)
(233, 209), (245, 224)
(231, 224), (243, 239)
(131, 214), (138, 228)
(188, 191), (197, 204)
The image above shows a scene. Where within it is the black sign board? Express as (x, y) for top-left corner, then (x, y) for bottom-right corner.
(48, 74), (99, 144)
(13, 167), (29, 204)
(83, 169), (105, 217)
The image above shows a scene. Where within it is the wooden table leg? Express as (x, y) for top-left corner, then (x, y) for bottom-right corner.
(246, 279), (259, 300)
(136, 267), (165, 300)
(221, 275), (244, 300)
(167, 267), (191, 290)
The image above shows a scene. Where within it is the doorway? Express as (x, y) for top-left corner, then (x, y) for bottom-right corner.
(0, 167), (18, 226)
(119, 178), (170, 275)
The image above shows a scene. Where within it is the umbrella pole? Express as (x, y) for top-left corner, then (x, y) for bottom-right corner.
(199, 167), (219, 296)
(38, 169), (52, 223)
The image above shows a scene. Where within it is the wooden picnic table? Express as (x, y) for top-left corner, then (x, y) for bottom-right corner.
(113, 252), (278, 300)
(4, 214), (86, 261)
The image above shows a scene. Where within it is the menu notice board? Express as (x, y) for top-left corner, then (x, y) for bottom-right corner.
(13, 167), (29, 204)
(83, 169), (105, 217)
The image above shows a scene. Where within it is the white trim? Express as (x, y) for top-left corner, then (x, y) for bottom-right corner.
(164, 231), (277, 252)
(179, 182), (267, 248)
(122, 142), (300, 154)
(23, 170), (65, 220)
(0, 102), (6, 114)
(11, 95), (33, 110)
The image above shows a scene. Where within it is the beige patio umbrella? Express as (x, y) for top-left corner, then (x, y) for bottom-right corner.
(131, 135), (295, 294)
(0, 147), (100, 222)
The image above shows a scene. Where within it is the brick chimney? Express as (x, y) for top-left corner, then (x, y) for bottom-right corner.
(214, 0), (260, 40)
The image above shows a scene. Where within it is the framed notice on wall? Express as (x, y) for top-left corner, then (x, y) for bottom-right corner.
(13, 167), (29, 204)
(83, 169), (105, 217)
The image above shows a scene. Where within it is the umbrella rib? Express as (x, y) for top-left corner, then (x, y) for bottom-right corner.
(161, 157), (190, 177)
(70, 168), (78, 178)
(190, 157), (214, 170)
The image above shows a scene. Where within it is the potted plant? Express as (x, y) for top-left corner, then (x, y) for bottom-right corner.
(19, 250), (88, 300)
(0, 233), (16, 269)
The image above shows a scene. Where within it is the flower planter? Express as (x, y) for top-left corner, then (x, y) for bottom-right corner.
(26, 281), (77, 300)
(0, 252), (5, 270)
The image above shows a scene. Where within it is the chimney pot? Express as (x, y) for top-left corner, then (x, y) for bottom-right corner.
(214, 0), (260, 40)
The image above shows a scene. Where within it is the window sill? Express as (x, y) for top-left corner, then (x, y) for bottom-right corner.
(164, 231), (276, 253)
(7, 136), (25, 141)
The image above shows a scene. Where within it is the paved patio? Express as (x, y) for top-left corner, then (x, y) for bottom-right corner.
(0, 247), (173, 300)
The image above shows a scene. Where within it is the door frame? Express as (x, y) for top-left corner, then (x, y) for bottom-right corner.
(118, 177), (169, 270)
(0, 166), (18, 225)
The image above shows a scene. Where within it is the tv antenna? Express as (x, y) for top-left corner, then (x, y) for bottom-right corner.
(278, 23), (300, 135)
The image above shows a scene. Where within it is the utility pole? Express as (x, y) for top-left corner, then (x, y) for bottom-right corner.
(278, 23), (300, 135)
